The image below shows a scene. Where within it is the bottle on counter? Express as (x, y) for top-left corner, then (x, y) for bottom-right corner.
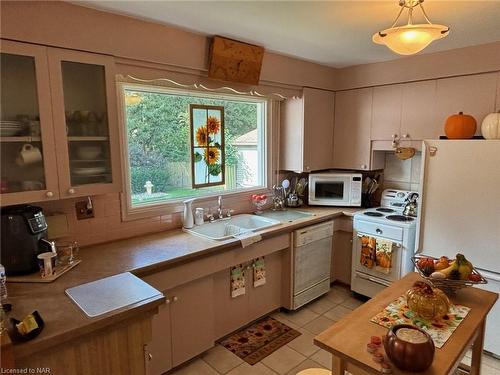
(182, 198), (195, 229)
(194, 208), (204, 226)
(0, 264), (6, 302)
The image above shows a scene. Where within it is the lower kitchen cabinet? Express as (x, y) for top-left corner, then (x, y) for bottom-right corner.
(148, 302), (172, 375)
(214, 251), (283, 339)
(331, 217), (354, 285)
(247, 251), (283, 319)
(147, 276), (214, 374)
(170, 276), (214, 366)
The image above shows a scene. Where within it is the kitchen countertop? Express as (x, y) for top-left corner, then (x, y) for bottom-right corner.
(5, 206), (359, 358)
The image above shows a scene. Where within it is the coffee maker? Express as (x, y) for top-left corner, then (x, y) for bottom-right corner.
(1, 205), (53, 275)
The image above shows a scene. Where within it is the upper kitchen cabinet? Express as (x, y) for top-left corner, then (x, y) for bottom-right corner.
(48, 48), (122, 199)
(400, 80), (437, 140)
(0, 40), (59, 205)
(435, 73), (498, 135)
(280, 87), (335, 172)
(371, 84), (403, 141)
(0, 40), (122, 206)
(333, 88), (382, 170)
(371, 80), (437, 141)
(496, 71), (500, 111)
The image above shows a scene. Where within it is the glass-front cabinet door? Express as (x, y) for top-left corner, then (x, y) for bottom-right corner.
(48, 49), (121, 199)
(0, 41), (59, 205)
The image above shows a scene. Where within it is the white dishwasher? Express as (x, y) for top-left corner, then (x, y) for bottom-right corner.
(292, 220), (333, 309)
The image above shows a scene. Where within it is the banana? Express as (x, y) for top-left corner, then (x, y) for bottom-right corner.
(456, 253), (473, 280)
(440, 253), (473, 280)
(440, 260), (460, 280)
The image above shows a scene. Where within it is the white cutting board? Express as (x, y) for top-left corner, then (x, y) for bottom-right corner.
(66, 272), (162, 317)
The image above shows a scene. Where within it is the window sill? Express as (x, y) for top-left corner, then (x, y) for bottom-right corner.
(120, 187), (271, 222)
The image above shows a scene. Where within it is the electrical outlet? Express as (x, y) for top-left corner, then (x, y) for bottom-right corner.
(76, 200), (94, 220)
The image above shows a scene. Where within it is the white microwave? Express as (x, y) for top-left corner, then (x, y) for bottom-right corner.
(308, 172), (362, 206)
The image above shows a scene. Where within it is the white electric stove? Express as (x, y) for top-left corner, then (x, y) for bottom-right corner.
(351, 189), (419, 298)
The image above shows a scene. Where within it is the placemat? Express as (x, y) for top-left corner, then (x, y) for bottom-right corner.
(371, 295), (470, 348)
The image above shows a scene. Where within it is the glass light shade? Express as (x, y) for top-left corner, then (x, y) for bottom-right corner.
(373, 24), (449, 55)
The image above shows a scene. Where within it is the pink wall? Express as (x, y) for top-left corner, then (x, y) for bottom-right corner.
(334, 41), (500, 90)
(0, 1), (337, 90)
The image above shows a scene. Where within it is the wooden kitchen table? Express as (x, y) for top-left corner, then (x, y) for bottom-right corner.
(314, 272), (498, 375)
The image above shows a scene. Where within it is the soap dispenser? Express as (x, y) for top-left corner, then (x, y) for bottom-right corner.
(182, 199), (195, 229)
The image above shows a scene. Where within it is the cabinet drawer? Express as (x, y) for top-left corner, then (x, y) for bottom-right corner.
(354, 220), (403, 241)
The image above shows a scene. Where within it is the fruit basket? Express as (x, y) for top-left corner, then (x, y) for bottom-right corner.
(412, 255), (487, 294)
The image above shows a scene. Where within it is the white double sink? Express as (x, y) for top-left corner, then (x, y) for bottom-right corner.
(185, 211), (314, 241)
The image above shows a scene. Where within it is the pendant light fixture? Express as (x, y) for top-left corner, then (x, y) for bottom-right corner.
(373, 0), (449, 55)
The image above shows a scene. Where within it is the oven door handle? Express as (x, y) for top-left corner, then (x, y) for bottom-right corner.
(355, 271), (392, 287)
(356, 233), (402, 248)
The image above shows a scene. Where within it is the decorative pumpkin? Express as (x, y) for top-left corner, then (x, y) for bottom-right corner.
(406, 281), (450, 320)
(481, 110), (500, 139)
(383, 324), (435, 372)
(444, 111), (477, 139)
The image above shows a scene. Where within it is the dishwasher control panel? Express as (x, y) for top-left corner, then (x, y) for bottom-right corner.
(294, 220), (334, 247)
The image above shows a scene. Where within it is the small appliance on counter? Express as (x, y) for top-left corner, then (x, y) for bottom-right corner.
(1, 205), (53, 276)
(308, 172), (362, 207)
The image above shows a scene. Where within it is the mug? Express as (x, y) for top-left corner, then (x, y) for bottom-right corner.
(22, 180), (44, 191)
(37, 252), (56, 278)
(16, 144), (42, 166)
(55, 241), (79, 266)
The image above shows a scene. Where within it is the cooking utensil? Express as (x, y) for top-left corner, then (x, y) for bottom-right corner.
(281, 179), (290, 197)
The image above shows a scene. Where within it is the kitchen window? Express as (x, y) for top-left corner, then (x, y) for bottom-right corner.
(120, 84), (269, 216)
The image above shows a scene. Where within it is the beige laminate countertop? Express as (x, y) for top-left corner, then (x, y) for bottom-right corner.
(5, 206), (359, 358)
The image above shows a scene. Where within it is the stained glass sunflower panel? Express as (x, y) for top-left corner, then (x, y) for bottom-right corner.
(190, 104), (225, 188)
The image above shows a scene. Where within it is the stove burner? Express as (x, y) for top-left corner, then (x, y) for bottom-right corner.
(386, 215), (414, 222)
(376, 208), (395, 213)
(364, 211), (384, 217)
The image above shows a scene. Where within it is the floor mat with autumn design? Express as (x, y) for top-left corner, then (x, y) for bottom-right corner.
(219, 316), (301, 365)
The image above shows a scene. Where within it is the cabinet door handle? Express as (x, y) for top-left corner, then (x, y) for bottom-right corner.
(68, 188), (75, 195)
(361, 164), (367, 170)
(166, 299), (171, 304)
(46, 191), (54, 198)
(173, 296), (178, 302)
(402, 133), (409, 139)
(148, 353), (153, 361)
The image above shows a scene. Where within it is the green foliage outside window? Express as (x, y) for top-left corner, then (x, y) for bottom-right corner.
(124, 90), (262, 205)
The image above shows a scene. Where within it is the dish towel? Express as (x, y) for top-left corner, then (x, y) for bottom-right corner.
(253, 257), (266, 287)
(231, 265), (246, 298)
(235, 233), (262, 248)
(375, 238), (394, 274)
(360, 235), (376, 269)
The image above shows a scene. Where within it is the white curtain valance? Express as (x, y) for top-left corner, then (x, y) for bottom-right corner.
(116, 74), (295, 101)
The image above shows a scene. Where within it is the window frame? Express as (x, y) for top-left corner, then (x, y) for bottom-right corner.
(116, 82), (277, 221)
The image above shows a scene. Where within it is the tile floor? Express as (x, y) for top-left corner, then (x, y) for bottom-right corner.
(168, 284), (500, 375)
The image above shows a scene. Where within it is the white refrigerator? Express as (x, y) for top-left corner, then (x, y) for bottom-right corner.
(417, 139), (500, 357)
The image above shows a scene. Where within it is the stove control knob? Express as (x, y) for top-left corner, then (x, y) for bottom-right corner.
(376, 228), (383, 234)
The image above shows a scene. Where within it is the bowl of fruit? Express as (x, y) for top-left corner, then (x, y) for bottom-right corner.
(251, 194), (268, 214)
(412, 253), (487, 294)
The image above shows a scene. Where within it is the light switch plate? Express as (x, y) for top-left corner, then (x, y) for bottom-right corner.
(76, 200), (94, 220)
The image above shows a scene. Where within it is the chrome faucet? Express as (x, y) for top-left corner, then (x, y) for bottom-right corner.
(217, 196), (223, 219)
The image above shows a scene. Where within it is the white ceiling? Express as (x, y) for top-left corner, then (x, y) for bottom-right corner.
(76, 1), (500, 68)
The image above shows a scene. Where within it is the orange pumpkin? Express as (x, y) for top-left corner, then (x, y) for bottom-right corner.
(444, 111), (477, 139)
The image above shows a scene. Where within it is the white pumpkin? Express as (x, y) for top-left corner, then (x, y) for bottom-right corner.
(481, 111), (500, 139)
